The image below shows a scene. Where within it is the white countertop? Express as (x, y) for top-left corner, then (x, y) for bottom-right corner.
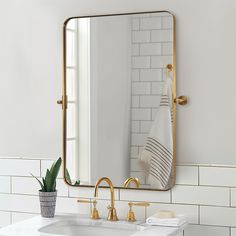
(0, 214), (186, 236)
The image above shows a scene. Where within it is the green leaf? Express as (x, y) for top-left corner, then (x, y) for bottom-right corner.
(45, 169), (53, 192)
(65, 168), (72, 185)
(74, 180), (80, 185)
(50, 158), (62, 182)
(52, 182), (56, 192)
(42, 177), (47, 191)
(30, 173), (45, 191)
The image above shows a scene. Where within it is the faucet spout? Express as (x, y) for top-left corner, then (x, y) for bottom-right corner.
(94, 177), (118, 221)
(124, 177), (140, 188)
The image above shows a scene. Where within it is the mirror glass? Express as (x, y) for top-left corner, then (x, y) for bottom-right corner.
(64, 11), (176, 190)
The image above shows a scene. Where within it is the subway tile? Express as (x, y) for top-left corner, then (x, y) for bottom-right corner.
(232, 228), (236, 236)
(140, 17), (162, 30)
(175, 166), (198, 185)
(132, 121), (140, 133)
(140, 121), (152, 133)
(132, 96), (139, 108)
(151, 82), (164, 94)
(132, 44), (139, 56)
(120, 189), (171, 203)
(0, 211), (11, 227)
(162, 17), (173, 29)
(140, 43), (161, 56)
(162, 42), (173, 55)
(140, 69), (162, 81)
(200, 167), (236, 187)
(131, 147), (139, 158)
(0, 159), (40, 177)
(11, 212), (37, 224)
(151, 29), (173, 42)
(230, 188), (236, 206)
(132, 69), (139, 81)
(151, 55), (172, 68)
(132, 31), (150, 43)
(148, 203), (199, 224)
(0, 194), (39, 213)
(56, 197), (89, 214)
(132, 56), (150, 69)
(132, 108), (151, 121)
(132, 82), (151, 95)
(140, 96), (161, 108)
(0, 177), (10, 193)
(132, 18), (139, 30)
(12, 177), (68, 197)
(200, 206), (236, 227)
(131, 134), (147, 146)
(69, 186), (119, 200)
(172, 185), (230, 206)
(184, 225), (230, 236)
(41, 159), (63, 178)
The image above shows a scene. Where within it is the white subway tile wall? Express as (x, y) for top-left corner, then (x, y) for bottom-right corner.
(130, 14), (173, 186)
(0, 158), (235, 236)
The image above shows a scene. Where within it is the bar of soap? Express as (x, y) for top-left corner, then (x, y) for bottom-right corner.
(156, 211), (176, 218)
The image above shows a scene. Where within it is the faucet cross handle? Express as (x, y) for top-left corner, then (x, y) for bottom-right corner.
(127, 202), (150, 222)
(77, 199), (100, 220)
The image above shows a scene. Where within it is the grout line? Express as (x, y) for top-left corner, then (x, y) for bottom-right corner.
(39, 160), (42, 178)
(198, 205), (200, 224)
(198, 166), (200, 186)
(10, 176), (12, 194)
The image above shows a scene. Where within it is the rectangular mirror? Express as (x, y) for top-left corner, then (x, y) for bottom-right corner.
(62, 11), (176, 190)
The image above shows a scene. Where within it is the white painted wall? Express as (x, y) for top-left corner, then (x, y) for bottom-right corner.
(1, 0), (236, 164)
(90, 16), (131, 185)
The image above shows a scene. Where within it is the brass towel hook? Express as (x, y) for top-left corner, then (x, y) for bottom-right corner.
(166, 64), (188, 105)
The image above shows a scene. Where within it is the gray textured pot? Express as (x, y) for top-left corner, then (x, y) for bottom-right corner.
(39, 191), (57, 218)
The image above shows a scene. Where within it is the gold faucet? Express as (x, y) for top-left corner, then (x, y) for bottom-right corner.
(124, 177), (140, 188)
(94, 177), (118, 221)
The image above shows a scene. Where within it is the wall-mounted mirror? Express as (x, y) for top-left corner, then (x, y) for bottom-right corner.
(61, 11), (180, 191)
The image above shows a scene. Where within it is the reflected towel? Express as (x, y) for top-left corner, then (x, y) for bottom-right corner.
(146, 214), (187, 227)
(139, 77), (173, 189)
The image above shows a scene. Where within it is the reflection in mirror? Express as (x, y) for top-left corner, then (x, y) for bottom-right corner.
(64, 12), (176, 190)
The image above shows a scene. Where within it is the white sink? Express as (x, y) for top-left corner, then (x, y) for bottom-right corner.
(39, 219), (145, 236)
(0, 214), (185, 236)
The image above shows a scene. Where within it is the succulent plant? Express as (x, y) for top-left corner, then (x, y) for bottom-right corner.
(66, 168), (80, 186)
(31, 157), (62, 192)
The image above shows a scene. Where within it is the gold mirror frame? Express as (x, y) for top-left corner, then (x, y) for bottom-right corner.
(60, 10), (177, 191)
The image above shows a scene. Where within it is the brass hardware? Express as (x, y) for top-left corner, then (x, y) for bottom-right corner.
(174, 95), (188, 105)
(57, 95), (67, 109)
(77, 199), (100, 220)
(124, 177), (140, 188)
(62, 11), (177, 191)
(126, 202), (150, 222)
(166, 64), (173, 71)
(94, 177), (118, 221)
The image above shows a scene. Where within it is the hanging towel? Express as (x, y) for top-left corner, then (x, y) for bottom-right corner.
(139, 77), (173, 189)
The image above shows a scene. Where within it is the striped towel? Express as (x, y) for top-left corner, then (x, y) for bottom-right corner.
(139, 77), (173, 189)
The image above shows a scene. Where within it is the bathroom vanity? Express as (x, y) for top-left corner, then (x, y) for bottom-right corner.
(0, 214), (185, 236)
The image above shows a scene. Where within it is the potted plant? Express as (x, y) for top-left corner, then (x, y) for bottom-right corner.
(31, 157), (62, 218)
